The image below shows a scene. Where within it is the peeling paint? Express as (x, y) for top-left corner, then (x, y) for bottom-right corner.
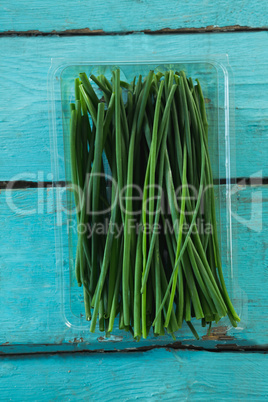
(202, 326), (235, 341)
(69, 337), (84, 344)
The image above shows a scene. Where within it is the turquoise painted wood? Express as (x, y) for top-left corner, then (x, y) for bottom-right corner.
(1, 350), (268, 400)
(0, 33), (267, 181)
(0, 0), (267, 33)
(1, 0), (268, 398)
(0, 185), (266, 351)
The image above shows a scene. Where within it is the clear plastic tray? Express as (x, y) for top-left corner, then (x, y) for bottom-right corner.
(49, 57), (244, 346)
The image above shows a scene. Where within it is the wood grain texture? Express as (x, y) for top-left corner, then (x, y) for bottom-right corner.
(0, 185), (267, 351)
(0, 0), (267, 33)
(0, 33), (267, 181)
(1, 350), (267, 400)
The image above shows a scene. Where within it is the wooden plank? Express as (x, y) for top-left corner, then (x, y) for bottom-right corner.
(0, 33), (267, 181)
(0, 185), (267, 351)
(0, 0), (267, 33)
(1, 350), (268, 400)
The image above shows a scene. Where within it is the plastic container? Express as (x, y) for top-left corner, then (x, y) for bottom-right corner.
(49, 57), (244, 347)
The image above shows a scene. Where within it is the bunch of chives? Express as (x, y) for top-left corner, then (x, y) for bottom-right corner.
(69, 69), (240, 340)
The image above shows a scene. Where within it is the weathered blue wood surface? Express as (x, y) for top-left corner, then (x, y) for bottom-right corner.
(0, 33), (267, 181)
(1, 350), (267, 400)
(0, 185), (266, 351)
(1, 0), (268, 399)
(1, 0), (267, 32)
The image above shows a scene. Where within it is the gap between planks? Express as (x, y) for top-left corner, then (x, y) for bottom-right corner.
(0, 25), (268, 37)
(1, 343), (268, 358)
(0, 177), (267, 190)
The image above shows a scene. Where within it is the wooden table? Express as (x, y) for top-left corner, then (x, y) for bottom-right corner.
(1, 1), (267, 399)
